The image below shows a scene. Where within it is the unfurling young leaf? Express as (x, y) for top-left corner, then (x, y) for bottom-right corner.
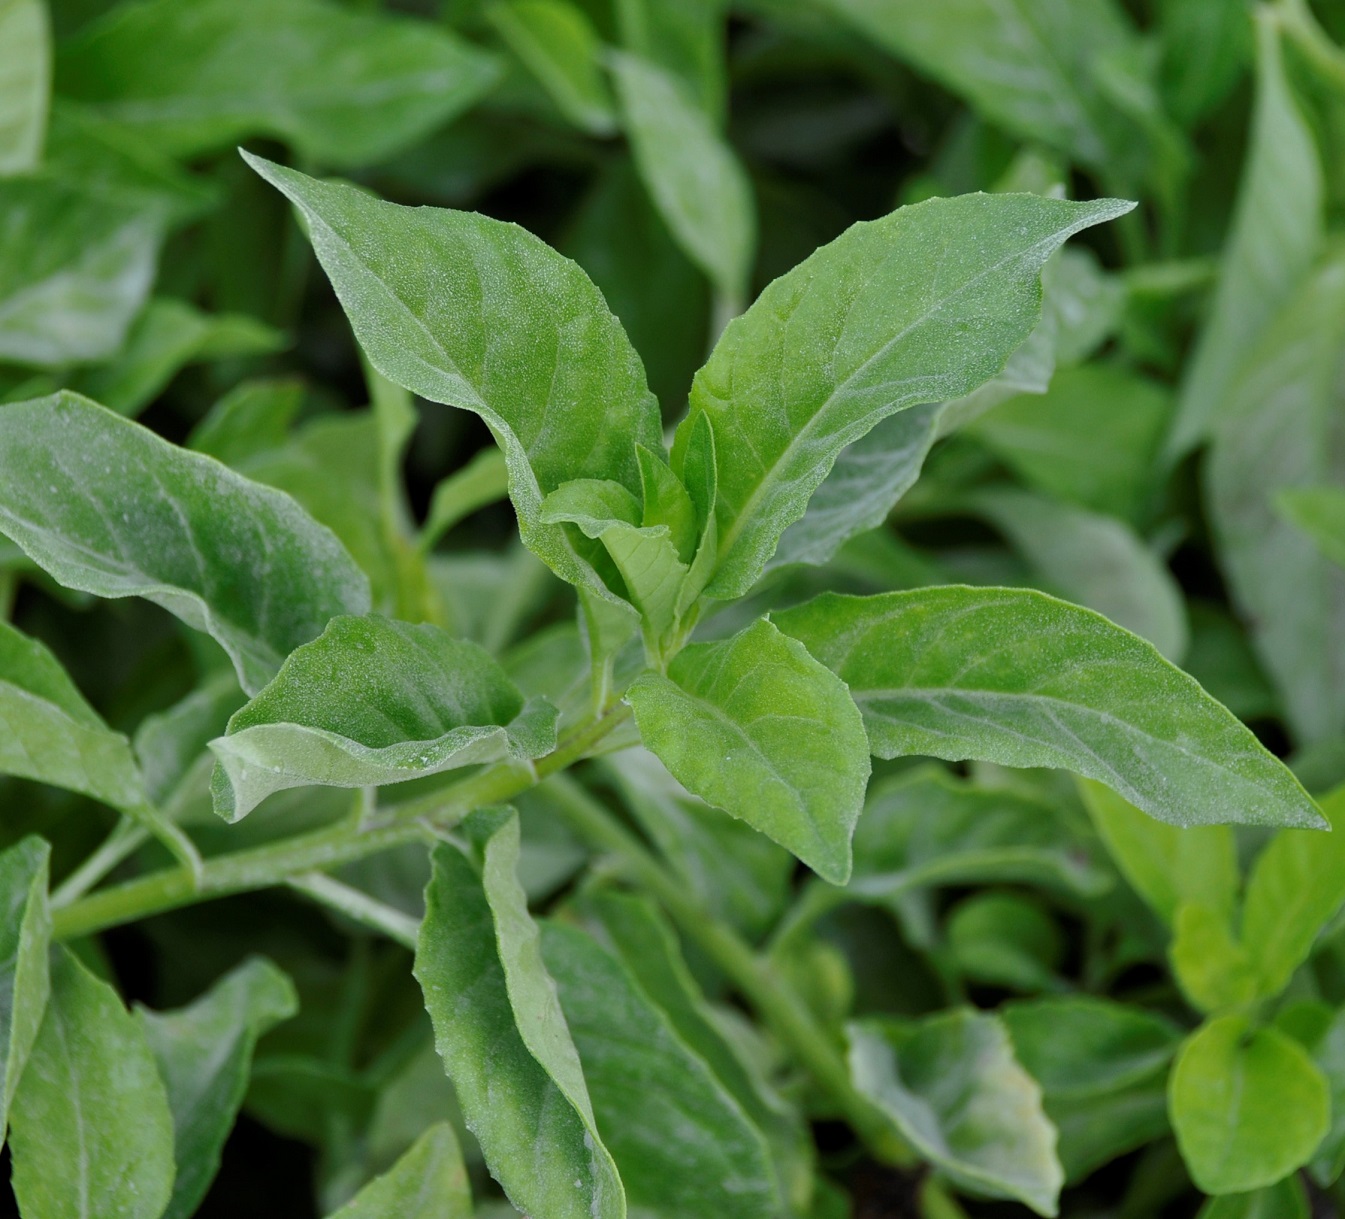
(209, 614), (556, 820)
(414, 809), (624, 1219)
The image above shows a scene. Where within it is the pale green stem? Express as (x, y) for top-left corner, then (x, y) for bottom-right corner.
(51, 817), (148, 908)
(288, 872), (420, 950)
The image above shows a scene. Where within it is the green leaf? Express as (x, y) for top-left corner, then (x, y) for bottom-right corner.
(820, 0), (1156, 180)
(57, 0), (501, 167)
(138, 957), (298, 1219)
(0, 179), (161, 366)
(134, 671), (244, 808)
(676, 192), (1132, 600)
(9, 945), (176, 1219)
(326, 1123), (472, 1219)
(1207, 252), (1345, 744)
(187, 378), (305, 469)
(1278, 485), (1345, 570)
(1170, 902), (1259, 1014)
(1079, 778), (1238, 925)
(0, 836), (50, 1135)
(0, 392), (371, 696)
(615, 0), (726, 122)
(210, 614), (556, 821)
(1157, 0), (1253, 126)
(968, 363), (1171, 525)
(945, 891), (1062, 992)
(0, 0), (49, 174)
(1168, 12), (1322, 457)
(486, 0), (615, 135)
(610, 51), (754, 306)
(73, 297), (284, 418)
(414, 810), (624, 1219)
(1240, 783), (1345, 1000)
(1197, 1176), (1310, 1219)
(542, 919), (782, 1219)
(849, 1010), (1062, 1215)
(1277, 1001), (1345, 1185)
(421, 448), (509, 551)
(626, 617), (871, 884)
(970, 487), (1189, 661)
(774, 587), (1322, 831)
(1170, 1013), (1330, 1195)
(245, 155), (663, 597)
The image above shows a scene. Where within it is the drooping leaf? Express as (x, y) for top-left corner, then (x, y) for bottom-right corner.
(774, 587), (1322, 830)
(487, 0), (615, 135)
(848, 1010), (1062, 1215)
(57, 0), (501, 167)
(1207, 253), (1345, 745)
(0, 0), (49, 174)
(675, 192), (1132, 600)
(610, 51), (755, 306)
(0, 392), (371, 696)
(1168, 12), (1322, 457)
(1079, 779), (1237, 926)
(326, 1123), (472, 1219)
(9, 945), (176, 1219)
(1170, 1013), (1330, 1195)
(138, 958), (298, 1219)
(210, 614), (556, 821)
(0, 179), (161, 366)
(413, 810), (624, 1219)
(0, 836), (50, 1135)
(542, 919), (782, 1219)
(245, 155), (663, 596)
(626, 616), (871, 884)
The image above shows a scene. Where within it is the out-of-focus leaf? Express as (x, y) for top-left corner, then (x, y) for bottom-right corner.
(0, 837), (50, 1134)
(615, 0), (726, 122)
(945, 891), (1062, 992)
(187, 378), (305, 469)
(326, 1123), (472, 1219)
(0, 0), (49, 174)
(1157, 0), (1253, 126)
(1183, 601), (1279, 723)
(1277, 1001), (1345, 1186)
(1197, 1177), (1310, 1219)
(1278, 485), (1345, 570)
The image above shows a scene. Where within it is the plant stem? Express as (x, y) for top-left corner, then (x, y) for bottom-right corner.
(51, 817), (149, 907)
(543, 773), (914, 1168)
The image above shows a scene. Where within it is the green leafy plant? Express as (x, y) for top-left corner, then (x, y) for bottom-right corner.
(10, 0), (1345, 1216)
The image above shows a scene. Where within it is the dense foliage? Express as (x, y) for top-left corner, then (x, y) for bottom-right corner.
(7, 0), (1345, 1215)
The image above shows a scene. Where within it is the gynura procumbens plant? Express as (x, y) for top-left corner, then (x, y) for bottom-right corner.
(0, 155), (1324, 1218)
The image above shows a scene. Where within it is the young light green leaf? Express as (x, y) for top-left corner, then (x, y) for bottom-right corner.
(626, 617), (871, 884)
(1240, 784), (1345, 1000)
(610, 51), (754, 307)
(57, 0), (501, 167)
(245, 155), (663, 596)
(9, 945), (176, 1219)
(849, 1010), (1062, 1215)
(971, 487), (1189, 661)
(1207, 252), (1345, 745)
(210, 615), (556, 821)
(1079, 779), (1238, 926)
(414, 810), (624, 1219)
(542, 920), (782, 1219)
(421, 448), (510, 551)
(73, 297), (284, 418)
(1170, 1014), (1330, 1195)
(487, 0), (615, 135)
(676, 192), (1132, 599)
(139, 957), (298, 1219)
(0, 0), (49, 175)
(1197, 1177), (1310, 1219)
(1276, 1001), (1345, 1186)
(327, 1123), (472, 1219)
(1168, 12), (1322, 457)
(0, 392), (371, 696)
(774, 588), (1322, 831)
(187, 378), (304, 469)
(1170, 902), (1259, 1014)
(0, 836), (50, 1135)
(1278, 485), (1345, 570)
(0, 179), (160, 366)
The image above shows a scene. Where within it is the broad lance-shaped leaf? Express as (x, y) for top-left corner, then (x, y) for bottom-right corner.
(774, 588), (1322, 831)
(246, 154), (663, 597)
(0, 0), (48, 175)
(1170, 1013), (1329, 1195)
(0, 393), (370, 696)
(0, 837), (50, 1136)
(9, 945), (176, 1219)
(610, 51), (755, 306)
(673, 191), (1132, 600)
(138, 958), (298, 1219)
(849, 1010), (1062, 1215)
(414, 810), (624, 1219)
(626, 617), (871, 884)
(1167, 12), (1322, 458)
(542, 920), (782, 1219)
(326, 1123), (471, 1219)
(56, 0), (500, 167)
(210, 615), (557, 821)
(1207, 253), (1345, 744)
